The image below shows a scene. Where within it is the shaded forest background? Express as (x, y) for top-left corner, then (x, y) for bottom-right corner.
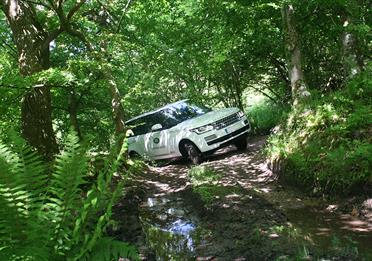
(0, 0), (371, 260)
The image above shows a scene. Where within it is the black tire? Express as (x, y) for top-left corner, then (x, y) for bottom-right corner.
(183, 142), (203, 165)
(129, 151), (141, 160)
(235, 135), (248, 151)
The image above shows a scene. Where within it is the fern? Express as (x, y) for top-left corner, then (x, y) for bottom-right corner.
(87, 237), (139, 261)
(0, 132), (138, 261)
(0, 135), (51, 261)
(48, 133), (88, 256)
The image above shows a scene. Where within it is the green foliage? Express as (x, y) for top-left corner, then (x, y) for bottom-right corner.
(328, 236), (359, 260)
(188, 165), (221, 186)
(267, 68), (372, 194)
(245, 95), (289, 134)
(188, 165), (243, 204)
(0, 132), (138, 261)
(193, 185), (242, 205)
(0, 0), (370, 194)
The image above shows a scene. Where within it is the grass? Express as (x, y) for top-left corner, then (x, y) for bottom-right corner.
(187, 166), (243, 205)
(245, 94), (289, 135)
(188, 165), (221, 185)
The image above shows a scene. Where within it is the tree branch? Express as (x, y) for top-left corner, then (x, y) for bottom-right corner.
(65, 26), (92, 51)
(23, 0), (51, 9)
(268, 54), (290, 86)
(67, 0), (86, 21)
(116, 0), (132, 32)
(0, 38), (17, 55)
(248, 84), (279, 104)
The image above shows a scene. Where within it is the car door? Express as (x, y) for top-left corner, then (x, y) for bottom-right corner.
(127, 118), (148, 157)
(145, 129), (171, 159)
(144, 113), (171, 159)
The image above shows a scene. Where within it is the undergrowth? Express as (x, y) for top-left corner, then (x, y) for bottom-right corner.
(0, 132), (138, 261)
(188, 166), (242, 204)
(188, 165), (221, 186)
(245, 96), (289, 135)
(267, 69), (372, 195)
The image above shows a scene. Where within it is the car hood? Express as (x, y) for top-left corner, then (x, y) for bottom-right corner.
(178, 107), (240, 129)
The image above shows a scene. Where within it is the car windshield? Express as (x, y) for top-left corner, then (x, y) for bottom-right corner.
(161, 101), (211, 123)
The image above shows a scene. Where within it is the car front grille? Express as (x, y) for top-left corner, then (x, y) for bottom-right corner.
(207, 124), (250, 145)
(213, 113), (240, 130)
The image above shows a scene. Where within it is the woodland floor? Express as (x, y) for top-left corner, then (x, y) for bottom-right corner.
(112, 136), (372, 260)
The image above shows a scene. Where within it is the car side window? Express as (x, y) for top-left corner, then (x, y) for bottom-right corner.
(149, 111), (179, 130)
(160, 110), (179, 129)
(127, 111), (180, 136)
(128, 118), (147, 136)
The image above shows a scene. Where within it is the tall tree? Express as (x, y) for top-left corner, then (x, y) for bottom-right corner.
(1, 0), (57, 158)
(282, 3), (310, 106)
(0, 0), (87, 159)
(341, 2), (363, 79)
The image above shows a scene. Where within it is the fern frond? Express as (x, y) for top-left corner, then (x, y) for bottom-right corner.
(0, 139), (50, 261)
(49, 132), (88, 253)
(0, 132), (137, 261)
(84, 237), (139, 261)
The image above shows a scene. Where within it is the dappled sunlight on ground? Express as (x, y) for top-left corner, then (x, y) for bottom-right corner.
(339, 214), (372, 232)
(143, 136), (372, 237)
(127, 136), (372, 259)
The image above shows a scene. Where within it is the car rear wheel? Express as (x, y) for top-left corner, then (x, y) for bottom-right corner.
(234, 135), (248, 151)
(183, 142), (203, 165)
(129, 151), (141, 160)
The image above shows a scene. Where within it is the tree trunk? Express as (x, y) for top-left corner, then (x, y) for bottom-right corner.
(231, 62), (244, 111)
(282, 4), (310, 107)
(341, 15), (362, 79)
(108, 79), (125, 135)
(105, 72), (126, 148)
(1, 0), (58, 159)
(68, 90), (82, 140)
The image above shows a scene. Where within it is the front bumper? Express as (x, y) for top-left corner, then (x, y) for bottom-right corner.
(195, 118), (251, 153)
(206, 124), (250, 146)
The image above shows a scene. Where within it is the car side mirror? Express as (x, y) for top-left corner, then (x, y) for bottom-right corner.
(126, 129), (134, 137)
(151, 123), (163, 131)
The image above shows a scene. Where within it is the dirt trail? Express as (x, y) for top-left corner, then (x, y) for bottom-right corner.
(132, 136), (290, 260)
(114, 136), (372, 260)
(142, 136), (275, 194)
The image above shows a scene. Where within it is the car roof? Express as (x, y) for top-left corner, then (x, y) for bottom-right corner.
(125, 99), (188, 124)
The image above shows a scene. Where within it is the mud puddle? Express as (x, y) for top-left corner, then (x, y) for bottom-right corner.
(139, 190), (211, 260)
(114, 136), (372, 260)
(284, 203), (372, 258)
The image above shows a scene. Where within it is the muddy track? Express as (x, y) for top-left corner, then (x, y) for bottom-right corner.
(112, 136), (372, 260)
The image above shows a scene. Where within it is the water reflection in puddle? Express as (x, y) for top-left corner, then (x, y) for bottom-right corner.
(137, 191), (372, 260)
(285, 205), (372, 257)
(140, 193), (201, 260)
(168, 220), (196, 250)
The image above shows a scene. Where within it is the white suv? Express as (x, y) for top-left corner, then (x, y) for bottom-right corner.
(126, 100), (251, 164)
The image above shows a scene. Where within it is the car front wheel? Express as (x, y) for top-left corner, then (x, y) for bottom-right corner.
(234, 135), (248, 151)
(183, 142), (203, 165)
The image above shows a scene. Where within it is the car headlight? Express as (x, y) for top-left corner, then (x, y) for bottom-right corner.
(190, 124), (214, 134)
(237, 111), (245, 118)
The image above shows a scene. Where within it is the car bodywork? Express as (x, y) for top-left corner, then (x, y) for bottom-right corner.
(126, 100), (250, 161)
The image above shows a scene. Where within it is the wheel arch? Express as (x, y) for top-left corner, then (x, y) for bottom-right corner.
(128, 150), (140, 158)
(178, 139), (201, 157)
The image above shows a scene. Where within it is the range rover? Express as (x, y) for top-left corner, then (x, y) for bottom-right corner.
(126, 100), (250, 164)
